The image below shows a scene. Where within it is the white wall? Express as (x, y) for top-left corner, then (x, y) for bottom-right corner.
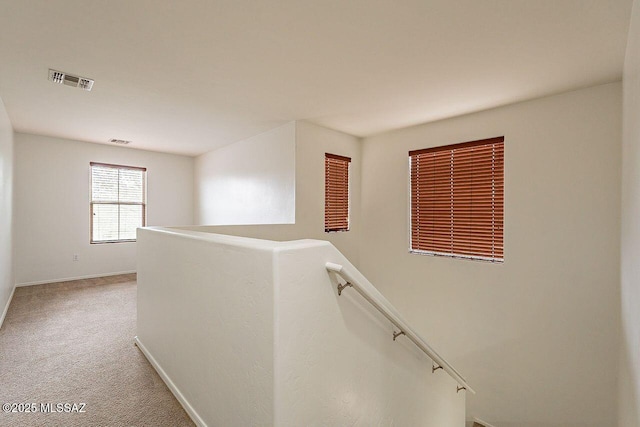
(193, 120), (362, 264)
(359, 83), (622, 427)
(0, 97), (14, 327)
(275, 241), (464, 426)
(136, 227), (465, 426)
(620, 0), (640, 425)
(295, 121), (362, 264)
(195, 122), (296, 225)
(13, 133), (194, 285)
(136, 228), (276, 426)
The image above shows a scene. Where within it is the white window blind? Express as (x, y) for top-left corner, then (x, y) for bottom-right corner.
(90, 162), (146, 243)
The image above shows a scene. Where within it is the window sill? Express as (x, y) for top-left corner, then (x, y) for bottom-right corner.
(409, 249), (503, 263)
(91, 239), (137, 244)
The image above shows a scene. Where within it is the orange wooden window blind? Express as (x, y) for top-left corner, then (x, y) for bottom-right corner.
(409, 137), (504, 262)
(325, 153), (351, 232)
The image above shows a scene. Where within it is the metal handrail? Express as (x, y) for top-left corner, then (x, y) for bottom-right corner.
(326, 262), (475, 394)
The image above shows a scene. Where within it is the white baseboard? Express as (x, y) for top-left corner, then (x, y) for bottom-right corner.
(16, 270), (136, 287)
(134, 336), (207, 427)
(473, 417), (498, 427)
(0, 285), (16, 331)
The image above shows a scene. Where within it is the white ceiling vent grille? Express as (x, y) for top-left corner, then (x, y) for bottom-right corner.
(78, 78), (93, 90)
(49, 70), (64, 84)
(109, 139), (131, 145)
(48, 69), (94, 91)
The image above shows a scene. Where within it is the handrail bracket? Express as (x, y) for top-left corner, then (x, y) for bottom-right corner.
(337, 281), (353, 296)
(393, 330), (405, 341)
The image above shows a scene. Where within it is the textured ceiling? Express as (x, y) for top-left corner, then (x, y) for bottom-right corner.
(0, 0), (632, 156)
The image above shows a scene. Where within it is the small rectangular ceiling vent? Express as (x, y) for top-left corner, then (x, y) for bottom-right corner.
(109, 139), (131, 145)
(48, 69), (94, 91)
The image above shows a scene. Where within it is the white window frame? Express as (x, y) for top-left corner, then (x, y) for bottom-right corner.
(90, 162), (147, 244)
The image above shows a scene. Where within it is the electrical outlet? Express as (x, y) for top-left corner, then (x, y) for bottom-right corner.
(73, 254), (79, 262)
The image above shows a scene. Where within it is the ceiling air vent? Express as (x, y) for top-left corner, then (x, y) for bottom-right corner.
(109, 139), (131, 145)
(49, 70), (64, 84)
(78, 78), (93, 91)
(48, 69), (94, 91)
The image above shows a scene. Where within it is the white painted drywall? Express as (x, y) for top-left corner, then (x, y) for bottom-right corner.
(13, 133), (194, 285)
(193, 120), (362, 264)
(136, 228), (275, 426)
(195, 121), (296, 225)
(274, 241), (465, 426)
(0, 97), (14, 326)
(359, 83), (622, 427)
(620, 0), (640, 425)
(136, 227), (464, 426)
(295, 121), (361, 264)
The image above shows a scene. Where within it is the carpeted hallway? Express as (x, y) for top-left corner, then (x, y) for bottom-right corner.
(0, 274), (194, 427)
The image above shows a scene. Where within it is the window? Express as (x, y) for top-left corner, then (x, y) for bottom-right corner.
(409, 137), (504, 262)
(90, 162), (146, 243)
(325, 153), (351, 232)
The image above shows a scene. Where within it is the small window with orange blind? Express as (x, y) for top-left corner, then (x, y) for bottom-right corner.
(409, 137), (504, 262)
(325, 153), (351, 232)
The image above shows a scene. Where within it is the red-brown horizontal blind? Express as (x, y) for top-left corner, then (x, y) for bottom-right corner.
(325, 153), (351, 232)
(410, 137), (504, 262)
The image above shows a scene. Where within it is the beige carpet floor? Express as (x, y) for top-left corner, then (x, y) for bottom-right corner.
(0, 274), (194, 427)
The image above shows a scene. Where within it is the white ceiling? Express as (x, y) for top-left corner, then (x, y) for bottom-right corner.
(0, 0), (633, 156)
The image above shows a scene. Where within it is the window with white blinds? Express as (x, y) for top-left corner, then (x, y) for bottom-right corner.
(409, 137), (504, 262)
(325, 153), (351, 232)
(90, 162), (146, 243)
